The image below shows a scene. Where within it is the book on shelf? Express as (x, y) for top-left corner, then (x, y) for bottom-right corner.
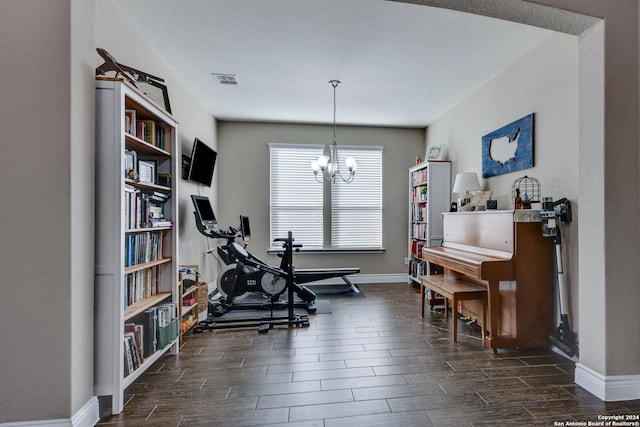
(409, 259), (428, 278)
(156, 302), (179, 348)
(138, 120), (156, 145)
(411, 167), (428, 185)
(124, 332), (140, 371)
(126, 190), (170, 229)
(124, 267), (159, 308)
(155, 125), (166, 150)
(124, 231), (164, 268)
(123, 335), (135, 377)
(150, 219), (173, 227)
(125, 109), (136, 135)
(141, 307), (158, 358)
(125, 323), (144, 364)
(412, 223), (427, 240)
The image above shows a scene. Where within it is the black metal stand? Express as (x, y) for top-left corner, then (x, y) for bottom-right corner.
(193, 231), (310, 334)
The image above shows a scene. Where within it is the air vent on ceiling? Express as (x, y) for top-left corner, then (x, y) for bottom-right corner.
(212, 73), (239, 86)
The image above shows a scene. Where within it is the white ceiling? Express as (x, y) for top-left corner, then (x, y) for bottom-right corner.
(111, 0), (553, 127)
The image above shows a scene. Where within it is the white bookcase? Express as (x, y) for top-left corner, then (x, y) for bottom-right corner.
(408, 161), (451, 284)
(94, 78), (179, 414)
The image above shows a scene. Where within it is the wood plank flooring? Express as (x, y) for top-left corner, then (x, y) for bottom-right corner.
(97, 283), (640, 426)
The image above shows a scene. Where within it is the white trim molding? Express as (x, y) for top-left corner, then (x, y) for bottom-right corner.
(575, 363), (640, 401)
(1, 397), (99, 427)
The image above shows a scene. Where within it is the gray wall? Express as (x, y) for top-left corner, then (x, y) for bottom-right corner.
(0, 0), (96, 422)
(96, 0), (219, 283)
(426, 31), (580, 331)
(216, 122), (425, 278)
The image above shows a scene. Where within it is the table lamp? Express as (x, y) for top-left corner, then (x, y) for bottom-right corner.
(452, 172), (481, 211)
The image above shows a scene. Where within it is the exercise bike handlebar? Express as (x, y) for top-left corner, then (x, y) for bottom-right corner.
(194, 211), (242, 241)
(273, 236), (303, 249)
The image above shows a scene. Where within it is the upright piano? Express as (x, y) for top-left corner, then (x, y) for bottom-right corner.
(422, 210), (554, 350)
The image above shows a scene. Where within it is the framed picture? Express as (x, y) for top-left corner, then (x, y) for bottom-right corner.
(426, 145), (446, 161)
(481, 113), (534, 178)
(468, 190), (493, 209)
(124, 149), (137, 177)
(124, 109), (136, 135)
(138, 160), (156, 184)
(137, 80), (172, 114)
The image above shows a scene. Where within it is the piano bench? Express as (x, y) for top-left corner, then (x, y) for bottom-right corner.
(420, 274), (487, 345)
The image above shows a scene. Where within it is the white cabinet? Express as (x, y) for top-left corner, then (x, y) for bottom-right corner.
(408, 161), (451, 284)
(94, 78), (179, 414)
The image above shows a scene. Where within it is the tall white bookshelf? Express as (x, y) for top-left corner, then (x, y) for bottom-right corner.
(94, 78), (179, 414)
(408, 161), (451, 284)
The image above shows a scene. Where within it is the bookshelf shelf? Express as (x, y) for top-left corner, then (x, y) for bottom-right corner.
(408, 161), (451, 285)
(124, 292), (172, 320)
(178, 265), (205, 343)
(95, 79), (179, 415)
(125, 178), (171, 193)
(124, 257), (172, 274)
(125, 133), (171, 156)
(121, 340), (174, 389)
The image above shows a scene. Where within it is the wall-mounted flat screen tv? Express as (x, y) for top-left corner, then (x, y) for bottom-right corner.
(187, 138), (217, 187)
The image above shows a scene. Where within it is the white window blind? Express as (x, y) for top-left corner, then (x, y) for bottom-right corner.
(331, 146), (383, 248)
(269, 144), (324, 249)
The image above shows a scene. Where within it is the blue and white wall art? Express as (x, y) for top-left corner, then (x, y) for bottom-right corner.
(481, 113), (534, 178)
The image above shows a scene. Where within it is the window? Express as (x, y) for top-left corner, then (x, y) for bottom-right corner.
(331, 146), (383, 248)
(269, 143), (383, 250)
(269, 144), (324, 249)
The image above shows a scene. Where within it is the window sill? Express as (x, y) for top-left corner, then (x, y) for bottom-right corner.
(268, 247), (385, 255)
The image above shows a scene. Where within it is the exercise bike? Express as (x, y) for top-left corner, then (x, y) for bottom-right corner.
(192, 196), (311, 332)
(191, 195), (360, 318)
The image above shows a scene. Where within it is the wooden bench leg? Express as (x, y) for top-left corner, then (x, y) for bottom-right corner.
(481, 293), (487, 348)
(452, 295), (458, 342)
(420, 282), (425, 318)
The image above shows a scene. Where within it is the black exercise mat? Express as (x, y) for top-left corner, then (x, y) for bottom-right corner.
(306, 283), (366, 298)
(208, 293), (332, 316)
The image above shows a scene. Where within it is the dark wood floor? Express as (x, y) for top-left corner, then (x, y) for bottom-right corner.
(98, 283), (640, 426)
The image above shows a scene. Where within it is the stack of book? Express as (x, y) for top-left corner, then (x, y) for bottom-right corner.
(125, 109), (168, 149)
(124, 187), (172, 229)
(123, 302), (178, 377)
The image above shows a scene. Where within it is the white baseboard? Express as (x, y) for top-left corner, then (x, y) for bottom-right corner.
(575, 363), (640, 401)
(2, 397), (99, 427)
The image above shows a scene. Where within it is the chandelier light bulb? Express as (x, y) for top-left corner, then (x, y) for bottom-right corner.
(318, 156), (329, 169)
(310, 80), (357, 183)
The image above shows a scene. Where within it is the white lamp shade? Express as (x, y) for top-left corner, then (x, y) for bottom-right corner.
(452, 172), (481, 194)
(344, 156), (357, 171)
(317, 155), (330, 169)
(311, 160), (320, 172)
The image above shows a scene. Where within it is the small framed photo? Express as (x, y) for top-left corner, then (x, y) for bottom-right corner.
(426, 145), (446, 161)
(124, 149), (137, 177)
(138, 160), (156, 184)
(124, 109), (136, 134)
(469, 190), (493, 209)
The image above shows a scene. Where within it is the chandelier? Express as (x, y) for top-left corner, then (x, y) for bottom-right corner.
(311, 80), (357, 183)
